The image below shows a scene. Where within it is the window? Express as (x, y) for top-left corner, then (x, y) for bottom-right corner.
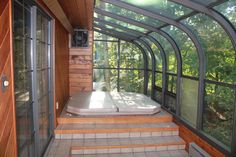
(180, 78), (199, 127)
(93, 33), (145, 93)
(203, 83), (234, 148)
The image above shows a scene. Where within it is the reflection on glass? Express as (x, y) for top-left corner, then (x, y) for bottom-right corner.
(121, 0), (192, 19)
(94, 22), (138, 37)
(36, 11), (51, 155)
(180, 78), (199, 127)
(94, 13), (148, 33)
(94, 31), (118, 41)
(13, 1), (34, 157)
(215, 0), (236, 28)
(95, 1), (165, 27)
(93, 69), (118, 91)
(120, 70), (144, 93)
(14, 2), (23, 36)
(203, 83), (234, 148)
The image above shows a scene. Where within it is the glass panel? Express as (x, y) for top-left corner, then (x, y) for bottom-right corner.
(119, 70), (144, 93)
(154, 89), (162, 104)
(214, 0), (236, 28)
(162, 26), (199, 77)
(36, 11), (51, 155)
(14, 2), (23, 37)
(120, 41), (144, 69)
(42, 17), (49, 43)
(203, 83), (234, 148)
(142, 38), (162, 71)
(38, 95), (50, 153)
(164, 94), (176, 113)
(150, 32), (177, 73)
(36, 13), (42, 40)
(13, 2), (34, 156)
(155, 72), (162, 87)
(95, 1), (165, 27)
(183, 14), (236, 84)
(14, 38), (32, 70)
(121, 0), (192, 19)
(180, 78), (199, 127)
(94, 22), (138, 37)
(167, 74), (177, 94)
(94, 31), (118, 40)
(136, 41), (152, 70)
(93, 69), (118, 91)
(94, 13), (148, 33)
(93, 41), (118, 68)
(24, 7), (31, 37)
(147, 71), (152, 96)
(16, 103), (34, 157)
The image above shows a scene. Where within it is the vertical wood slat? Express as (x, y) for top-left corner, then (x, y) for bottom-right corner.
(0, 0), (17, 156)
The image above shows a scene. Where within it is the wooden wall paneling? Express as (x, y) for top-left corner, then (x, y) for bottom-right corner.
(58, 0), (94, 30)
(69, 31), (93, 95)
(174, 120), (225, 157)
(85, 0), (94, 30)
(54, 19), (70, 118)
(41, 0), (73, 34)
(0, 0), (17, 156)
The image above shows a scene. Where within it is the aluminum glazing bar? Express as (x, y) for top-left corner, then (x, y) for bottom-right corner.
(99, 0), (205, 130)
(94, 23), (139, 39)
(170, 0), (236, 54)
(132, 41), (148, 95)
(94, 18), (145, 37)
(94, 29), (132, 41)
(93, 23), (138, 39)
(145, 36), (167, 105)
(138, 39), (156, 99)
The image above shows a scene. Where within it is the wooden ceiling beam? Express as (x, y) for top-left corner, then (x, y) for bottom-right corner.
(42, 0), (74, 34)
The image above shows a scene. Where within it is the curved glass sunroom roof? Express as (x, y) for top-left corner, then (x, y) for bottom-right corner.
(93, 0), (236, 155)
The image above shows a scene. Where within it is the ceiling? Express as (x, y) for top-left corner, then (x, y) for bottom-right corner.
(58, 0), (94, 30)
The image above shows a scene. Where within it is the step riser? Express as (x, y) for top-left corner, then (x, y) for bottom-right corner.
(71, 144), (185, 155)
(57, 116), (172, 124)
(55, 131), (179, 139)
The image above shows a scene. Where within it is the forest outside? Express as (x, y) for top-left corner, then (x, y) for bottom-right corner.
(93, 0), (236, 151)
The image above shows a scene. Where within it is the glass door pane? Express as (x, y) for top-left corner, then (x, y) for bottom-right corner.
(36, 11), (51, 155)
(13, 1), (52, 156)
(13, 1), (35, 157)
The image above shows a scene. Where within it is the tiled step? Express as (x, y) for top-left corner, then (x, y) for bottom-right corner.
(70, 136), (186, 155)
(57, 110), (172, 124)
(74, 150), (189, 157)
(55, 122), (179, 139)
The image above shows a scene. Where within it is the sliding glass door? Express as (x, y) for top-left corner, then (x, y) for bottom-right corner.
(13, 0), (53, 156)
